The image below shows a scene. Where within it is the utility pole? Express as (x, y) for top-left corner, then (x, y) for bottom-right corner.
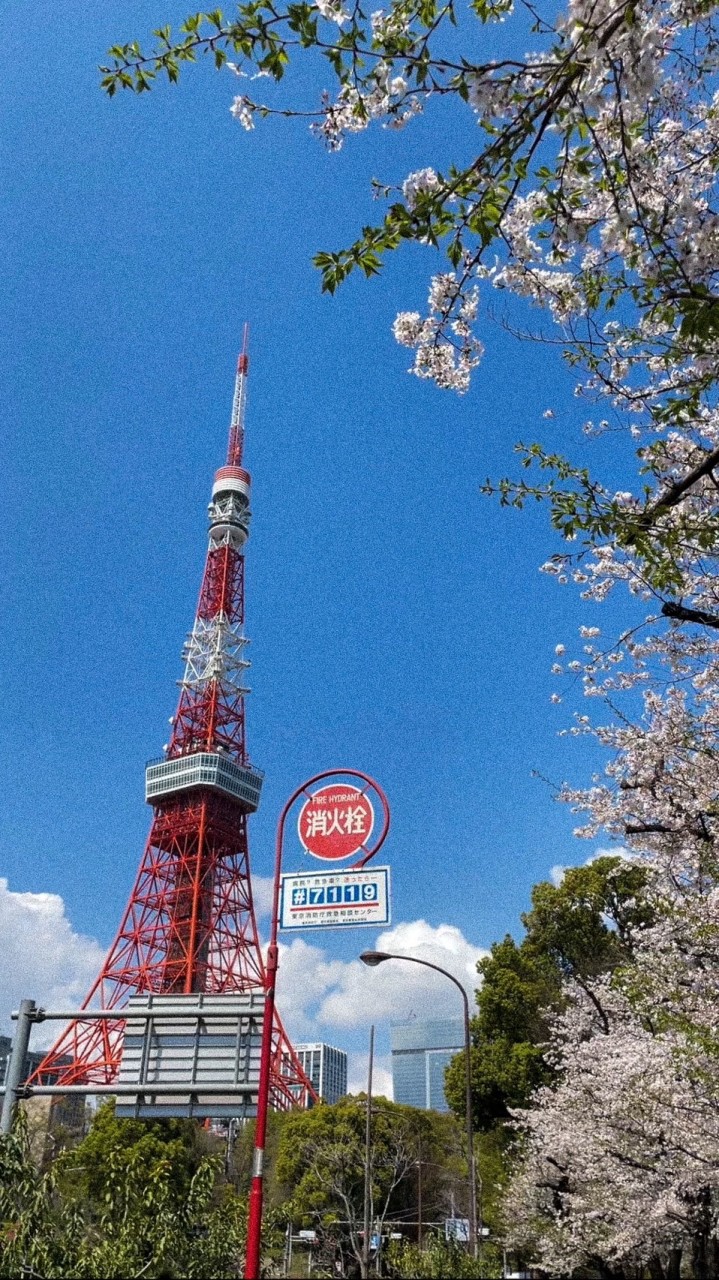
(359, 951), (478, 1256)
(225, 1117), (239, 1178)
(417, 1143), (423, 1248)
(283, 1222), (293, 1278)
(0, 999), (37, 1134)
(362, 1024), (374, 1280)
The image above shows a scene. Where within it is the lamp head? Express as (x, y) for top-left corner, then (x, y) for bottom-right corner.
(359, 951), (392, 967)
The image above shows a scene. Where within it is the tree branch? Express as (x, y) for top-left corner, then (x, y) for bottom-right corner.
(636, 444), (719, 530)
(661, 601), (719, 630)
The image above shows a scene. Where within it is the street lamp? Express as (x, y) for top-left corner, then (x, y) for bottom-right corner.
(363, 1024), (374, 1280)
(359, 950), (478, 1258)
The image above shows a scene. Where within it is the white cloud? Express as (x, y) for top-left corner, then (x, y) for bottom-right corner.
(550, 845), (629, 887)
(275, 919), (487, 1041)
(318, 920), (486, 1029)
(274, 936), (351, 1038)
(347, 1050), (393, 1099)
(251, 874), (275, 919)
(0, 873), (487, 1087)
(0, 878), (106, 1044)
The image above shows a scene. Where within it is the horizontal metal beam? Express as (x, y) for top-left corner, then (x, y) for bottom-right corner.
(4, 1082), (258, 1097)
(11, 1003), (264, 1023)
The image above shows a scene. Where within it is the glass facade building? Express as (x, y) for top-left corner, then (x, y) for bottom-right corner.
(390, 1017), (464, 1112)
(0, 1036), (49, 1087)
(0, 1036), (86, 1135)
(294, 1042), (348, 1106)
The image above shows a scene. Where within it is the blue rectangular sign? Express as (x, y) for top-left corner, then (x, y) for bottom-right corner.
(279, 866), (391, 931)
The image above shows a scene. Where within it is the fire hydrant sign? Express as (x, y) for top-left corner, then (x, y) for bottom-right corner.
(298, 784), (374, 861)
(279, 866), (391, 931)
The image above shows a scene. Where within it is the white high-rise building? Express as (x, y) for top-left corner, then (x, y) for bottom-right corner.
(295, 1042), (348, 1106)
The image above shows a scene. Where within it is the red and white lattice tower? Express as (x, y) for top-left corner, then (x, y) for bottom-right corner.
(35, 331), (314, 1109)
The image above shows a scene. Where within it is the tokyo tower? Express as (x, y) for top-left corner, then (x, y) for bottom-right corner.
(35, 332), (314, 1110)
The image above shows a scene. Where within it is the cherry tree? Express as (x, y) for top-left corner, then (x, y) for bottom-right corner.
(504, 896), (719, 1278)
(100, 0), (719, 631)
(502, 622), (719, 1277)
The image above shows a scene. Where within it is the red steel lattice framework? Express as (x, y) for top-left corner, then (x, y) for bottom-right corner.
(34, 332), (315, 1111)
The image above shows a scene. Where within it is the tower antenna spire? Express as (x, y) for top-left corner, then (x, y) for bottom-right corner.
(228, 323), (249, 467)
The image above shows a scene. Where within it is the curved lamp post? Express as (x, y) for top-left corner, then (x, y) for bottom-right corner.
(359, 950), (478, 1258)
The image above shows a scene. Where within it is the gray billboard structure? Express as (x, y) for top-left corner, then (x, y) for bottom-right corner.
(116, 992), (265, 1119)
(0, 993), (266, 1132)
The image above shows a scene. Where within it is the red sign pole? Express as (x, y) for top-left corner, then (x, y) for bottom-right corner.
(244, 769), (389, 1280)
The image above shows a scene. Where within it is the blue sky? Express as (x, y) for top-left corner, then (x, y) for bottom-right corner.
(0, 0), (637, 1086)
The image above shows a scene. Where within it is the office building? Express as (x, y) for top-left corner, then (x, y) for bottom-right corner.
(0, 1035), (86, 1144)
(0, 1035), (48, 1088)
(390, 1016), (464, 1111)
(294, 1042), (348, 1105)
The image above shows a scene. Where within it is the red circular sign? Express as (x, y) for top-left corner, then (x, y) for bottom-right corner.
(298, 784), (375, 861)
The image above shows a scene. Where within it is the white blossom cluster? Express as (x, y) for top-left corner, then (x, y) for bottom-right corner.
(532, 405), (719, 642)
(340, 0), (719, 404)
(308, 60), (417, 150)
(216, 0), (719, 405)
(401, 167), (440, 209)
(382, 0), (719, 393)
(229, 95), (255, 130)
(393, 273), (482, 392)
(314, 0), (351, 24)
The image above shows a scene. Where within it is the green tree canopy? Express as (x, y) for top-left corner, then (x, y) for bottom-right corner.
(0, 1104), (255, 1279)
(274, 1096), (468, 1275)
(445, 856), (651, 1127)
(56, 1101), (216, 1206)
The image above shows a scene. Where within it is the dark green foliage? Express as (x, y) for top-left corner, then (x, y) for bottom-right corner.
(0, 1117), (85, 1279)
(0, 1104), (254, 1278)
(272, 1097), (471, 1273)
(445, 856), (650, 1127)
(56, 1101), (217, 1204)
(524, 857), (653, 980)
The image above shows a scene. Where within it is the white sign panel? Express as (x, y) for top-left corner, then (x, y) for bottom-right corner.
(279, 866), (391, 931)
(445, 1218), (470, 1244)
